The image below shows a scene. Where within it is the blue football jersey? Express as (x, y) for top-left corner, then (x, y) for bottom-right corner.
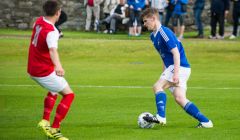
(150, 25), (190, 68)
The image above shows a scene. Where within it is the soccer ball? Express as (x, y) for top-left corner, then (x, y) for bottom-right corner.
(137, 112), (155, 129)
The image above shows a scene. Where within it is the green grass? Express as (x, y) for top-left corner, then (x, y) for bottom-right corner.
(0, 29), (240, 140)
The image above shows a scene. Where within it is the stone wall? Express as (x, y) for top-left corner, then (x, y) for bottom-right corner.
(0, 0), (85, 30)
(0, 0), (218, 31)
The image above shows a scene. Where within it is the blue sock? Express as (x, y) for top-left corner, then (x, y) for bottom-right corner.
(155, 91), (167, 118)
(184, 102), (209, 122)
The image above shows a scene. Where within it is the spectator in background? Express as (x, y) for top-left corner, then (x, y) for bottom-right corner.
(102, 0), (119, 33)
(209, 0), (229, 39)
(229, 0), (240, 39)
(150, 0), (168, 23)
(97, 0), (128, 34)
(164, 0), (174, 27)
(128, 0), (146, 36)
(55, 10), (67, 38)
(193, 0), (205, 38)
(171, 0), (188, 40)
(84, 0), (103, 31)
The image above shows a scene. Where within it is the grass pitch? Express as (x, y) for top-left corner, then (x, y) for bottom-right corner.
(0, 29), (240, 140)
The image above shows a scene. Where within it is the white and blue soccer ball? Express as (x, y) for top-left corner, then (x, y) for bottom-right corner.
(137, 112), (155, 129)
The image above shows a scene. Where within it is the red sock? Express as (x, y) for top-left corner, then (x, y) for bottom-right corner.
(43, 92), (58, 121)
(52, 93), (74, 128)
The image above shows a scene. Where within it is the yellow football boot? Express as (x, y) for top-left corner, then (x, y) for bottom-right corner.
(50, 128), (69, 140)
(37, 119), (53, 138)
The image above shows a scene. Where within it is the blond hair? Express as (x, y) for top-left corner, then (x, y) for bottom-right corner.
(141, 8), (160, 20)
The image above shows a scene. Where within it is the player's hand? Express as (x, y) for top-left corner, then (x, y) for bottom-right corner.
(172, 73), (179, 84)
(55, 66), (65, 77)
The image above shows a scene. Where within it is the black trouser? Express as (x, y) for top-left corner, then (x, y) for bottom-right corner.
(129, 9), (141, 27)
(194, 7), (204, 35)
(104, 13), (110, 30)
(232, 7), (240, 36)
(210, 12), (225, 36)
(55, 11), (67, 32)
(164, 10), (173, 26)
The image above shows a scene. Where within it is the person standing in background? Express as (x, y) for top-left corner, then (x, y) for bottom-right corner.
(164, 0), (174, 27)
(84, 0), (103, 31)
(150, 0), (168, 22)
(171, 0), (189, 40)
(229, 0), (240, 39)
(209, 0), (230, 39)
(127, 0), (147, 36)
(192, 0), (205, 38)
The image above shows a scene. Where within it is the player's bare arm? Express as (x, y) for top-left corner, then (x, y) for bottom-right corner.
(171, 47), (180, 84)
(49, 47), (65, 77)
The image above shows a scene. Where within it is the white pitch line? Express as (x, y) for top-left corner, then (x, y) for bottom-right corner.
(0, 84), (240, 90)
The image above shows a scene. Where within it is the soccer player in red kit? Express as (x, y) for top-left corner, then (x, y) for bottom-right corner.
(27, 1), (74, 140)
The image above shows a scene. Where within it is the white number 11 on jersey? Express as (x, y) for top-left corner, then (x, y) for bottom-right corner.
(32, 25), (42, 47)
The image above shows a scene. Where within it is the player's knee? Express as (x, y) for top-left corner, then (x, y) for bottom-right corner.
(174, 96), (186, 106)
(153, 85), (164, 93)
(69, 93), (75, 101)
(60, 84), (74, 95)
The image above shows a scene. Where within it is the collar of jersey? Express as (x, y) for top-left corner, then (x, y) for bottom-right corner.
(153, 24), (162, 37)
(43, 17), (54, 26)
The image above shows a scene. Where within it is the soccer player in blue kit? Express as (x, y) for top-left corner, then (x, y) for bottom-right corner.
(141, 8), (213, 128)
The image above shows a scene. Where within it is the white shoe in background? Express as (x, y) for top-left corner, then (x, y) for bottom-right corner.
(229, 35), (236, 39)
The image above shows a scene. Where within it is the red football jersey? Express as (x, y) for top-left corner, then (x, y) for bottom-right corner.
(27, 16), (58, 77)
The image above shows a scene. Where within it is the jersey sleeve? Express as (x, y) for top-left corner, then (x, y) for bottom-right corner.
(159, 28), (177, 51)
(166, 33), (178, 51)
(46, 30), (59, 49)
